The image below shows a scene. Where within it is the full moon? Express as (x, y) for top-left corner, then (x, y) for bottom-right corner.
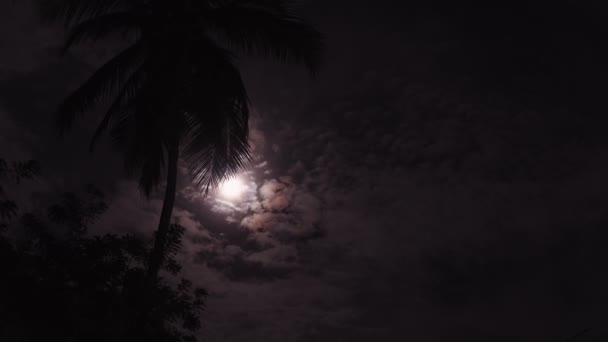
(218, 176), (246, 200)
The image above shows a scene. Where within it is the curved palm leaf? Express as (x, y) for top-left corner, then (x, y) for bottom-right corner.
(39, 0), (126, 27)
(56, 41), (144, 134)
(181, 37), (251, 193)
(63, 11), (142, 52)
(206, 1), (323, 73)
(89, 64), (144, 151)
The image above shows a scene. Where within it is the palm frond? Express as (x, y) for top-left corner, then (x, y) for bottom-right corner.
(56, 41), (143, 135)
(63, 11), (142, 52)
(206, 1), (324, 73)
(181, 40), (251, 194)
(38, 0), (126, 27)
(109, 87), (171, 196)
(183, 104), (251, 194)
(89, 64), (144, 151)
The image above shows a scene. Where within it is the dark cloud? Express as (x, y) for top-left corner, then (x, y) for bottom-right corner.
(196, 245), (294, 282)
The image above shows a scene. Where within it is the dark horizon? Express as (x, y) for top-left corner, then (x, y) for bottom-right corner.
(2, 0), (608, 341)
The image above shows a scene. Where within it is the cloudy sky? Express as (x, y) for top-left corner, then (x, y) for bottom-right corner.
(2, 1), (608, 341)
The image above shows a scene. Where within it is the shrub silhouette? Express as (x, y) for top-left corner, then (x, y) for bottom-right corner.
(0, 160), (206, 342)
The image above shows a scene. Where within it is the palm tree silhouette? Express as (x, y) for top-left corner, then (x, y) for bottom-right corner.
(41, 0), (323, 280)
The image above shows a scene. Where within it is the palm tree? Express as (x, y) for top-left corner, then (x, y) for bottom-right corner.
(40, 0), (323, 280)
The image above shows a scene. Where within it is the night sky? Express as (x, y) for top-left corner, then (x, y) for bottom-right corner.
(2, 1), (608, 341)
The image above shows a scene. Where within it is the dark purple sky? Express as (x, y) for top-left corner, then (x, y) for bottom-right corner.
(2, 1), (608, 341)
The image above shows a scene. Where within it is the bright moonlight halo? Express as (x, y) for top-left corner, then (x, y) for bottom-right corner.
(218, 176), (246, 200)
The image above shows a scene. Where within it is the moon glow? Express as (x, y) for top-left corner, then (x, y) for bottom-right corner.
(218, 176), (246, 200)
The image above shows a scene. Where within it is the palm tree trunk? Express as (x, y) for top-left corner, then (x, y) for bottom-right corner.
(146, 137), (179, 282)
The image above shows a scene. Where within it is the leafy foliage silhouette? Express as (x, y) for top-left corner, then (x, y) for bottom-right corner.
(0, 158), (40, 228)
(38, 0), (323, 280)
(0, 163), (206, 342)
